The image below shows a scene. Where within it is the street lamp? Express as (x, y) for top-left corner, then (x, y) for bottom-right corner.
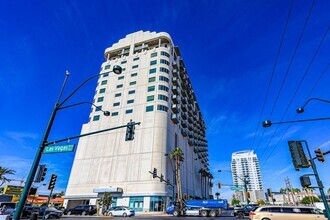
(14, 66), (122, 220)
(59, 102), (110, 116)
(262, 117), (330, 128)
(296, 98), (330, 113)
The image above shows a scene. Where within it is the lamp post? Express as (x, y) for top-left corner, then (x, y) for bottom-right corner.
(14, 66), (122, 220)
(218, 170), (250, 204)
(296, 98), (330, 114)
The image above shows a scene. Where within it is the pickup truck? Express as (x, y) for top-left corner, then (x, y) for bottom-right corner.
(234, 204), (259, 218)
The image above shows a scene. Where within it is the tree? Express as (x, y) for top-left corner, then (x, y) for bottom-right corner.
(97, 192), (113, 215)
(215, 192), (220, 199)
(279, 188), (286, 193)
(231, 194), (240, 206)
(300, 196), (320, 204)
(0, 166), (15, 186)
(170, 147), (184, 204)
(327, 188), (330, 194)
(257, 200), (265, 205)
(292, 188), (301, 193)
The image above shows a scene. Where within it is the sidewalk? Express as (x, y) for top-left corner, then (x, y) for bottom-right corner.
(135, 212), (170, 217)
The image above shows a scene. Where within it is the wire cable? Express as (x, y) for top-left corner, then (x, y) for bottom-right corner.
(259, 26), (329, 162)
(268, 0), (316, 119)
(251, 0), (295, 152)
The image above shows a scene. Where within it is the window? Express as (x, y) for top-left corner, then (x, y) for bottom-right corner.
(103, 72), (109, 77)
(126, 109), (133, 114)
(160, 59), (170, 65)
(115, 93), (121, 97)
(116, 84), (123, 88)
(99, 88), (106, 93)
(269, 208), (281, 213)
(147, 95), (154, 102)
(148, 86), (155, 92)
(118, 76), (124, 80)
(149, 68), (156, 74)
(161, 51), (170, 57)
(131, 73), (138, 77)
(146, 105), (154, 112)
(151, 52), (157, 58)
(93, 115), (100, 121)
(104, 65), (111, 70)
(97, 97), (104, 102)
(95, 106), (102, 111)
(150, 60), (157, 65)
(128, 90), (135, 94)
(159, 76), (169, 83)
(129, 196), (144, 212)
(282, 208), (294, 213)
(132, 65), (138, 69)
(149, 196), (165, 212)
(127, 99), (134, 104)
(111, 112), (118, 116)
(101, 80), (107, 85)
(121, 60), (127, 64)
(158, 94), (168, 101)
(113, 102), (120, 107)
(157, 105), (168, 112)
(148, 77), (156, 83)
(159, 67), (169, 74)
(158, 85), (169, 92)
(133, 57), (139, 61)
(130, 81), (136, 85)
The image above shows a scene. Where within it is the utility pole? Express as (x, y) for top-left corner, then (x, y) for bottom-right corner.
(285, 177), (296, 205)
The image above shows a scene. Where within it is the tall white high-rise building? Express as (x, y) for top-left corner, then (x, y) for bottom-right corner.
(231, 150), (263, 191)
(64, 31), (210, 212)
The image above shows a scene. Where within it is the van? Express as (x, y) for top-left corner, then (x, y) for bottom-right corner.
(250, 205), (326, 220)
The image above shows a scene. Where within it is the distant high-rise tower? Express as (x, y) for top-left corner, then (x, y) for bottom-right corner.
(64, 31), (209, 212)
(231, 150), (263, 191)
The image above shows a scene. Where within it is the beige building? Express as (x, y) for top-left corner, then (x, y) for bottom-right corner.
(64, 31), (209, 212)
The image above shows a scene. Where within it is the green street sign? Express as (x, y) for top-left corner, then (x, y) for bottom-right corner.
(43, 144), (75, 154)
(231, 186), (243, 191)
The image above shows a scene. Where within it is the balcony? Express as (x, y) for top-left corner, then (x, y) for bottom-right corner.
(172, 61), (178, 69)
(171, 95), (180, 104)
(181, 97), (187, 104)
(181, 121), (187, 128)
(181, 129), (188, 137)
(181, 112), (187, 120)
(188, 131), (193, 138)
(171, 104), (179, 114)
(172, 77), (179, 86)
(172, 86), (180, 95)
(181, 104), (187, 112)
(171, 114), (180, 124)
(172, 69), (178, 77)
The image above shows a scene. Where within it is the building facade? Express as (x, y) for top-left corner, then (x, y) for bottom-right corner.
(231, 150), (264, 202)
(64, 31), (209, 212)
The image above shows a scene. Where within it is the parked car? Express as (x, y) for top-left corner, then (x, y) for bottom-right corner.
(64, 205), (97, 215)
(233, 204), (259, 218)
(249, 205), (326, 220)
(106, 206), (135, 217)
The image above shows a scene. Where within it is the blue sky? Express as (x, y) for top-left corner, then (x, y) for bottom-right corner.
(0, 0), (329, 200)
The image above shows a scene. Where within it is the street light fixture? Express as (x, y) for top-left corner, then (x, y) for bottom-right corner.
(59, 102), (110, 116)
(262, 117), (330, 128)
(14, 66), (122, 220)
(296, 98), (330, 114)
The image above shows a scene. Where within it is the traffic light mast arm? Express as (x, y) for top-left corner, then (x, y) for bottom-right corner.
(44, 122), (141, 146)
(312, 149), (330, 160)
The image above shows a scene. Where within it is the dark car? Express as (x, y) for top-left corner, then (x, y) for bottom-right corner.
(65, 205), (97, 215)
(234, 204), (259, 219)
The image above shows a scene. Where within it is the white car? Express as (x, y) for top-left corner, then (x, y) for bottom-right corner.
(107, 206), (135, 217)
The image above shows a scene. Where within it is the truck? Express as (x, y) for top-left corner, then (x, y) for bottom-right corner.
(166, 199), (229, 217)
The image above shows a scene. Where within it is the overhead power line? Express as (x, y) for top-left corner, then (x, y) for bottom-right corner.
(251, 0), (295, 152)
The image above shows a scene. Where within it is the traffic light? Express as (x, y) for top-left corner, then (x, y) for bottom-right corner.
(288, 141), (310, 171)
(35, 164), (47, 182)
(217, 182), (221, 189)
(267, 188), (272, 197)
(300, 176), (311, 188)
(315, 148), (325, 163)
(166, 179), (170, 185)
(247, 192), (250, 198)
(48, 174), (57, 190)
(152, 168), (157, 178)
(125, 120), (135, 141)
(160, 174), (164, 182)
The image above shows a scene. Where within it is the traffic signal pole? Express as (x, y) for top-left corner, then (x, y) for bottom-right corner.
(303, 141), (330, 219)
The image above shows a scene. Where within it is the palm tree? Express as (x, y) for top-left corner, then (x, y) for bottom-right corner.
(0, 166), (15, 186)
(170, 147), (184, 204)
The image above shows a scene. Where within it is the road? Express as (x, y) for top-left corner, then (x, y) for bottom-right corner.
(61, 210), (242, 220)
